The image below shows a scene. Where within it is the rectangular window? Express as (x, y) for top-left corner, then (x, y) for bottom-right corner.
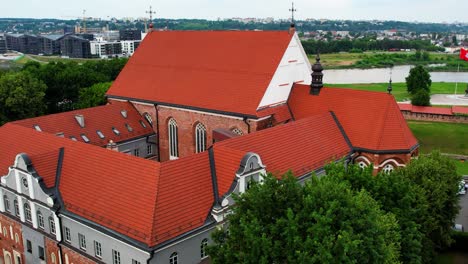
(38, 246), (44, 260)
(94, 241), (102, 258)
(147, 145), (153, 155)
(134, 148), (140, 157)
(49, 217), (56, 234)
(78, 233), (86, 250)
(65, 227), (71, 242)
(26, 240), (32, 253)
(14, 200), (20, 217)
(3, 196), (10, 212)
(132, 260), (141, 264)
(112, 250), (121, 264)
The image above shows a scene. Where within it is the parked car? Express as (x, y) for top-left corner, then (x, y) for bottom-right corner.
(459, 180), (466, 195)
(453, 224), (464, 232)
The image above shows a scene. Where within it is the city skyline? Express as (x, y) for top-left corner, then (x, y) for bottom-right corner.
(1, 0), (468, 23)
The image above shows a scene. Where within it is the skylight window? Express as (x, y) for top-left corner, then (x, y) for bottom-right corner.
(96, 130), (105, 139)
(81, 134), (90, 143)
(70, 136), (77, 141)
(112, 127), (120, 136)
(139, 120), (147, 128)
(121, 110), (128, 118)
(125, 123), (133, 132)
(33, 125), (42, 132)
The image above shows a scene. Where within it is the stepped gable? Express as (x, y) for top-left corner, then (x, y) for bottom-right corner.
(107, 31), (294, 117)
(213, 112), (352, 197)
(0, 124), (214, 248)
(288, 85), (418, 152)
(11, 101), (153, 146)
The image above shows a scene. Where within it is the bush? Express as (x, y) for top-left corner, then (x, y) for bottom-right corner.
(411, 89), (431, 106)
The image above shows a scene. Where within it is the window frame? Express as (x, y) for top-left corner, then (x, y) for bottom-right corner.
(38, 245), (45, 260)
(24, 202), (32, 222)
(146, 144), (153, 155)
(49, 217), (56, 235)
(78, 233), (86, 250)
(134, 148), (140, 157)
(3, 195), (10, 212)
(168, 118), (179, 159)
(195, 123), (207, 153)
(94, 240), (102, 258)
(170, 252), (178, 264)
(37, 211), (44, 229)
(26, 239), (32, 253)
(112, 249), (121, 264)
(200, 238), (208, 258)
(14, 200), (20, 217)
(64, 227), (71, 242)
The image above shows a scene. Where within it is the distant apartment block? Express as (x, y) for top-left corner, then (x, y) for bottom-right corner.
(121, 40), (141, 56)
(0, 35), (6, 53)
(90, 41), (122, 58)
(119, 29), (141, 41)
(38, 35), (65, 55)
(5, 34), (40, 54)
(60, 35), (92, 58)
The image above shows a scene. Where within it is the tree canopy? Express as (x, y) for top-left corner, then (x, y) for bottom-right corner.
(406, 65), (432, 94)
(209, 152), (460, 264)
(75, 82), (112, 109)
(0, 71), (46, 124)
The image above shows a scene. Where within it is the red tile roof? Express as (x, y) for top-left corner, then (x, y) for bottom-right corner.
(289, 86), (418, 152)
(0, 124), (213, 247)
(214, 112), (351, 197)
(256, 104), (293, 124)
(452, 106), (468, 115)
(397, 103), (453, 115)
(107, 31), (294, 117)
(12, 101), (154, 146)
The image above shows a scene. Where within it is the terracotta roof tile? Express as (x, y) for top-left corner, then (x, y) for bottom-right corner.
(12, 101), (153, 146)
(452, 106), (468, 115)
(288, 86), (418, 152)
(107, 31), (293, 116)
(214, 113), (351, 194)
(29, 150), (60, 188)
(256, 104), (293, 124)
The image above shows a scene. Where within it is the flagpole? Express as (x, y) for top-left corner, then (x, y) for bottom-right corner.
(455, 62), (459, 97)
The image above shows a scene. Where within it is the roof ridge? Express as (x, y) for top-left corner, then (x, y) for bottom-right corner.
(376, 97), (393, 150)
(149, 164), (162, 245)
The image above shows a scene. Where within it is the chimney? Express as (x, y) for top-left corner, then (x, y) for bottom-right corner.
(106, 140), (118, 152)
(75, 114), (85, 128)
(289, 23), (296, 35)
(310, 53), (324, 95)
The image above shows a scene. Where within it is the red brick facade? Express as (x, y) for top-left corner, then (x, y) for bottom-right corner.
(62, 245), (96, 264)
(45, 236), (60, 264)
(354, 150), (418, 175)
(0, 214), (24, 264)
(401, 111), (468, 124)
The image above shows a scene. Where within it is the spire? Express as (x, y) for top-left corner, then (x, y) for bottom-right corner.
(289, 2), (297, 32)
(146, 6), (156, 32)
(387, 79), (393, 94)
(310, 53), (324, 95)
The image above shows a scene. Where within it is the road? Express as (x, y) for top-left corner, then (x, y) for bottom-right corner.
(456, 184), (468, 231)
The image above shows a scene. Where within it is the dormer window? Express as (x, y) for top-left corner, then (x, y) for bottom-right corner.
(33, 125), (42, 132)
(96, 130), (105, 139)
(70, 136), (77, 141)
(112, 127), (120, 136)
(139, 120), (147, 128)
(125, 123), (133, 132)
(144, 113), (153, 125)
(81, 134), (90, 143)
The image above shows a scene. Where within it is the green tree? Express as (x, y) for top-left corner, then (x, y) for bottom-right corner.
(75, 82), (112, 109)
(208, 173), (401, 264)
(0, 71), (47, 124)
(402, 152), (460, 252)
(411, 89), (431, 106)
(406, 65), (432, 94)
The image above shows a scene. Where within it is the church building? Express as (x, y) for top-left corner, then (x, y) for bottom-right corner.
(0, 27), (418, 264)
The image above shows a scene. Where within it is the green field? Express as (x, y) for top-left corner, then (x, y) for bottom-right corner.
(14, 55), (102, 65)
(327, 82), (459, 102)
(310, 52), (465, 71)
(407, 121), (468, 175)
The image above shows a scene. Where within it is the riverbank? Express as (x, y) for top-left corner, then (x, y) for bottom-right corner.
(313, 52), (468, 72)
(327, 82), (461, 102)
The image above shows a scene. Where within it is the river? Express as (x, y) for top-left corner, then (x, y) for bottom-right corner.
(324, 65), (468, 84)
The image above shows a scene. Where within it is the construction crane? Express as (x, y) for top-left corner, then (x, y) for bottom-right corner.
(82, 10), (87, 33)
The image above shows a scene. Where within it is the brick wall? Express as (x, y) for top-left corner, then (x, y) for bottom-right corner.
(0, 214), (25, 264)
(401, 111), (468, 124)
(44, 236), (60, 264)
(157, 106), (251, 161)
(62, 245), (96, 264)
(355, 150), (417, 175)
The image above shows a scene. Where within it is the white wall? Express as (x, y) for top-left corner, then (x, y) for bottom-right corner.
(257, 33), (312, 109)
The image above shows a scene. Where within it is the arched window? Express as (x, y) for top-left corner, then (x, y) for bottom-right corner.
(3, 195), (10, 212)
(15, 233), (19, 244)
(3, 227), (7, 236)
(49, 217), (56, 234)
(169, 252), (178, 264)
(168, 118), (179, 159)
(358, 161), (367, 169)
(200, 238), (208, 258)
(14, 200), (20, 217)
(195, 123), (207, 153)
(24, 203), (32, 222)
(231, 127), (243, 136)
(37, 211), (44, 229)
(51, 253), (57, 264)
(383, 164), (394, 174)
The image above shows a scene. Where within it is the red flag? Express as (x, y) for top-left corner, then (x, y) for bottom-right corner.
(461, 48), (468, 61)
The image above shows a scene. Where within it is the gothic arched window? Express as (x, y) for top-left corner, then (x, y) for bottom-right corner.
(168, 118), (179, 159)
(195, 123), (207, 153)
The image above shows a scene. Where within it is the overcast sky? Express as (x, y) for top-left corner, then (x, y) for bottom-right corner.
(2, 0), (467, 23)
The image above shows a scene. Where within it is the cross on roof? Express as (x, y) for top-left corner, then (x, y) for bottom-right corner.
(289, 2), (297, 23)
(146, 6), (156, 22)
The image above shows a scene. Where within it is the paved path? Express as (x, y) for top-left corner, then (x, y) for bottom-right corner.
(431, 94), (468, 106)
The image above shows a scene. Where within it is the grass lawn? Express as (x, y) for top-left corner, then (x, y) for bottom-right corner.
(14, 55), (101, 65)
(327, 82), (459, 102)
